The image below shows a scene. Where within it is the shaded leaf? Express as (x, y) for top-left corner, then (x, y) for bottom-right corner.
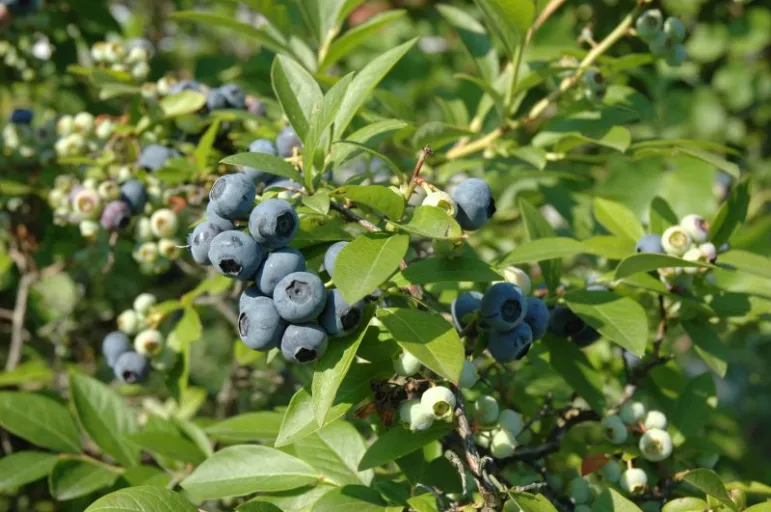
(221, 152), (302, 182)
(543, 336), (606, 413)
(593, 198), (645, 241)
(358, 424), (454, 470)
(49, 458), (120, 501)
(0, 451), (58, 492)
(0, 392), (80, 453)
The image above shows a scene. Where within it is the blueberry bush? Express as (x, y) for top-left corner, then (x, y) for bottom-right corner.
(1, 0), (770, 511)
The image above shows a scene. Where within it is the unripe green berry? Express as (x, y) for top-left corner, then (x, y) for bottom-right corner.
(458, 360), (479, 388)
(666, 44), (687, 67)
(661, 226), (692, 256)
(600, 460), (622, 483)
(644, 410), (668, 430)
(473, 395), (500, 425)
(97, 180), (120, 201)
(620, 468), (647, 495)
(158, 238), (181, 260)
(498, 409), (523, 437)
(568, 477), (591, 505)
(421, 386), (456, 420)
(636, 10), (663, 42)
(474, 430), (493, 448)
(133, 293), (157, 315)
(73, 112), (95, 134)
(648, 31), (671, 58)
(117, 309), (140, 335)
(601, 415), (628, 444)
(399, 399), (435, 432)
(151, 346), (179, 372)
(490, 428), (517, 458)
(620, 401), (647, 425)
(150, 208), (179, 238)
(73, 188), (103, 220)
(134, 242), (159, 263)
(639, 428), (673, 462)
(79, 220), (100, 238)
(422, 190), (457, 216)
(134, 328), (164, 356)
(394, 351), (422, 377)
(135, 217), (153, 242)
(663, 17), (686, 43)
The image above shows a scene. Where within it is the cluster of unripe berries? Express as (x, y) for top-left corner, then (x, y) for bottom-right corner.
(101, 293), (171, 384)
(471, 394), (531, 459)
(635, 213), (719, 288)
(89, 39), (152, 83)
(54, 111), (117, 158)
(636, 10), (688, 67)
(0, 29), (50, 82)
(1, 108), (55, 164)
(450, 267), (550, 363)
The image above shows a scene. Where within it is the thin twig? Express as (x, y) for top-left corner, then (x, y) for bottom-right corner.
(528, 0), (568, 41)
(404, 146), (432, 200)
(6, 251), (35, 371)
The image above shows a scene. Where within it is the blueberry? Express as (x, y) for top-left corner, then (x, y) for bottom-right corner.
(219, 83), (246, 110)
(273, 271), (327, 323)
(209, 172), (256, 220)
(451, 178), (495, 231)
(319, 289), (364, 337)
(102, 331), (131, 368)
(276, 126), (302, 158)
(169, 80), (204, 94)
(205, 202), (236, 231)
(635, 9), (663, 42)
(248, 198), (299, 249)
(324, 241), (349, 276)
(451, 291), (483, 331)
(523, 297), (550, 340)
(238, 296), (286, 351)
(255, 248), (307, 296)
(113, 351), (151, 384)
(10, 108), (33, 125)
(137, 144), (179, 172)
(189, 221), (226, 265)
(663, 17), (686, 43)
(120, 179), (147, 214)
(481, 283), (527, 332)
(206, 88), (228, 111)
(208, 230), (264, 280)
(239, 284), (263, 311)
(487, 323), (533, 363)
(243, 138), (279, 184)
(548, 306), (585, 337)
(281, 323), (328, 364)
(100, 200), (132, 231)
(636, 234), (664, 254)
(572, 325), (601, 347)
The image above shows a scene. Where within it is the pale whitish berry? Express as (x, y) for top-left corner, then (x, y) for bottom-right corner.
(73, 112), (95, 134)
(490, 428), (517, 458)
(97, 181), (120, 201)
(132, 61), (150, 81)
(399, 399), (435, 432)
(620, 401), (647, 425)
(79, 220), (100, 238)
(498, 409), (524, 437)
(134, 329), (164, 356)
(394, 351), (422, 377)
(133, 293), (157, 314)
(150, 208), (178, 238)
(459, 360), (479, 388)
(680, 214), (709, 243)
(90, 42), (107, 62)
(682, 247), (705, 274)
(639, 428), (673, 462)
(474, 395), (500, 425)
(601, 415), (629, 444)
(126, 46), (148, 64)
(501, 266), (531, 295)
(568, 477), (591, 505)
(134, 242), (159, 263)
(117, 309), (140, 335)
(421, 386), (456, 420)
(644, 410), (668, 430)
(95, 119), (115, 140)
(158, 238), (181, 259)
(620, 468), (648, 494)
(73, 188), (102, 220)
(698, 243), (717, 263)
(83, 179), (99, 190)
(474, 430), (493, 449)
(661, 226), (692, 256)
(600, 460), (622, 483)
(135, 217), (153, 242)
(422, 191), (457, 216)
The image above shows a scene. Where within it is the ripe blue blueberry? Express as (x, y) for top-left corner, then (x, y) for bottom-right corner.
(113, 351), (151, 384)
(238, 296), (286, 351)
(481, 283), (527, 332)
(243, 138), (279, 184)
(102, 331), (131, 367)
(451, 178), (496, 231)
(451, 291), (483, 331)
(324, 241), (349, 276)
(189, 221), (226, 265)
(137, 144), (179, 172)
(319, 288), (364, 337)
(10, 108), (33, 125)
(636, 234), (665, 254)
(100, 200), (132, 231)
(120, 179), (147, 214)
(239, 284), (263, 311)
(209, 172), (256, 220)
(219, 83), (247, 109)
(206, 88), (227, 111)
(548, 306), (585, 337)
(523, 297), (550, 340)
(205, 202), (235, 231)
(487, 322), (533, 363)
(255, 248), (307, 296)
(208, 230), (264, 280)
(276, 126), (302, 158)
(248, 198), (299, 249)
(169, 80), (204, 94)
(281, 323), (328, 364)
(273, 271), (327, 323)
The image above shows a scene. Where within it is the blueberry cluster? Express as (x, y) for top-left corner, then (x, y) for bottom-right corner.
(470, 397), (532, 459)
(399, 385), (456, 432)
(636, 10), (688, 67)
(582, 69), (607, 102)
(54, 112), (117, 158)
(1, 108), (55, 165)
(635, 213), (719, 289)
(90, 39), (152, 82)
(424, 177), (496, 231)
(451, 266), (550, 363)
(239, 128), (303, 186)
(189, 171), (363, 364)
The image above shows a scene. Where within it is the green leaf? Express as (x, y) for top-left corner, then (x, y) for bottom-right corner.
(125, 431), (206, 464)
(312, 310), (374, 426)
(394, 256), (501, 285)
(0, 392), (81, 453)
(85, 485), (198, 512)
(175, 307), (202, 344)
(236, 502), (283, 512)
(330, 141), (405, 179)
(159, 90), (206, 118)
(272, 54), (323, 141)
(204, 412), (284, 443)
(0, 451), (58, 492)
(680, 147), (740, 179)
(582, 236), (636, 260)
(221, 152), (303, 182)
(69, 373), (140, 467)
(564, 290), (648, 357)
(295, 421), (373, 486)
(413, 122), (474, 149)
(171, 11), (285, 53)
(332, 233), (409, 305)
(333, 38), (417, 139)
(397, 206), (463, 240)
(377, 308), (464, 381)
(682, 322), (728, 377)
(593, 197), (645, 241)
(332, 185), (405, 220)
(0, 360), (53, 387)
(330, 119), (408, 165)
(512, 491), (560, 512)
(670, 374), (716, 444)
(238, 485), (335, 511)
(408, 494), (440, 512)
(437, 4), (499, 83)
(543, 336), (606, 413)
(312, 485), (390, 512)
(320, 10), (407, 71)
(717, 250), (771, 279)
(471, 0), (535, 60)
(682, 469), (737, 511)
(49, 458), (120, 501)
(709, 178), (750, 247)
(181, 445), (319, 500)
(649, 197), (679, 235)
(591, 488), (642, 512)
(745, 505), (771, 512)
(302, 192), (330, 215)
(726, 482), (771, 496)
(194, 119), (221, 172)
(358, 423), (453, 470)
(501, 237), (585, 266)
(615, 253), (713, 279)
(518, 198), (560, 291)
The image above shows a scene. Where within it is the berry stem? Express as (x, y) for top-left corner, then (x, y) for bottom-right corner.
(403, 146), (432, 201)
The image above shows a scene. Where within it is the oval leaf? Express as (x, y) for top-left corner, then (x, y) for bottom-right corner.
(295, 421), (374, 486)
(221, 152), (302, 182)
(502, 237), (586, 266)
(615, 253), (713, 279)
(682, 469), (737, 511)
(85, 485), (198, 512)
(397, 206), (462, 240)
(125, 431), (206, 465)
(394, 255), (501, 285)
(0, 451), (58, 492)
(204, 412), (284, 443)
(543, 336), (606, 413)
(49, 458), (120, 501)
(593, 197), (645, 241)
(332, 185), (405, 220)
(271, 55), (322, 141)
(0, 391), (80, 453)
(159, 90), (206, 118)
(358, 424), (453, 471)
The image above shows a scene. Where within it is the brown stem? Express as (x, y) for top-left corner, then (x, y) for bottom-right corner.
(404, 146), (433, 201)
(6, 251), (35, 371)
